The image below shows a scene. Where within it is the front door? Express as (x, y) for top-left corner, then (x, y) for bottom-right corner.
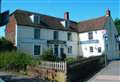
(54, 45), (58, 57)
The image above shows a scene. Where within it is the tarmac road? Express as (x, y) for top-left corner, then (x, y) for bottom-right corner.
(87, 61), (120, 82)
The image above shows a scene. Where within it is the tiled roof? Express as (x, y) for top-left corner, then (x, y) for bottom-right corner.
(11, 9), (109, 33)
(12, 9), (77, 32)
(77, 16), (108, 33)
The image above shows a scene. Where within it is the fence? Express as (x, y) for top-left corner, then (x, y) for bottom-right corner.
(39, 61), (67, 72)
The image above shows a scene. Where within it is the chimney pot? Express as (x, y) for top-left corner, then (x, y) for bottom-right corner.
(106, 8), (111, 17)
(64, 12), (69, 20)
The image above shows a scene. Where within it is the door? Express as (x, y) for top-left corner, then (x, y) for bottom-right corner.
(54, 45), (58, 57)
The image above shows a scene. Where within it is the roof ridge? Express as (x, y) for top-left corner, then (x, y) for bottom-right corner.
(12, 9), (77, 23)
(78, 16), (107, 23)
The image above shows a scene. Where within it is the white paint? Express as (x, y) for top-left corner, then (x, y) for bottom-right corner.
(79, 30), (105, 57)
(60, 21), (65, 27)
(14, 16), (120, 60)
(17, 25), (78, 57)
(30, 15), (34, 23)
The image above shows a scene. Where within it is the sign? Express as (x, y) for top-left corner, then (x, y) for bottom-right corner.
(80, 40), (99, 44)
(0, 10), (9, 26)
(47, 40), (66, 44)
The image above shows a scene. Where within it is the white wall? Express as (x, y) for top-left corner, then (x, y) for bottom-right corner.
(79, 30), (105, 57)
(16, 25), (78, 57)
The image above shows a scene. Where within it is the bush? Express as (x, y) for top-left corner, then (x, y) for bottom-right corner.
(65, 57), (77, 63)
(0, 51), (38, 71)
(40, 49), (60, 61)
(0, 37), (15, 52)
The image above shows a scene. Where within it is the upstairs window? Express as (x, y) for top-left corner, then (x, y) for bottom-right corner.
(88, 32), (93, 40)
(67, 32), (72, 41)
(34, 15), (40, 24)
(68, 46), (72, 54)
(34, 28), (40, 39)
(54, 31), (59, 40)
(89, 46), (93, 52)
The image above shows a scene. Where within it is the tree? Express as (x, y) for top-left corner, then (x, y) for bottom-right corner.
(0, 37), (15, 52)
(114, 18), (120, 33)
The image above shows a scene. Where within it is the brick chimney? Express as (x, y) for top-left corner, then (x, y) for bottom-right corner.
(64, 12), (69, 20)
(64, 12), (69, 28)
(106, 8), (111, 17)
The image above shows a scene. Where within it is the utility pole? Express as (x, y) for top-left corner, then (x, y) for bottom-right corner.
(0, 0), (1, 13)
(0, 0), (9, 27)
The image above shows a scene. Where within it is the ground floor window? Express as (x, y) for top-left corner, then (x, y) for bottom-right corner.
(68, 46), (72, 54)
(98, 47), (101, 53)
(89, 46), (93, 52)
(34, 45), (41, 55)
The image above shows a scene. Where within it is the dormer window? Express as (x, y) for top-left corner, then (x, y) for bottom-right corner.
(34, 15), (40, 24)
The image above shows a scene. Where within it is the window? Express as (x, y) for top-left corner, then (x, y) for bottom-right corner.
(89, 46), (93, 52)
(98, 47), (101, 53)
(34, 45), (41, 55)
(88, 32), (93, 40)
(34, 15), (40, 24)
(68, 46), (72, 54)
(67, 32), (72, 41)
(34, 28), (40, 39)
(54, 31), (59, 40)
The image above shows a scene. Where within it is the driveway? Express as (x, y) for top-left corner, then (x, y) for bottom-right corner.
(87, 61), (120, 82)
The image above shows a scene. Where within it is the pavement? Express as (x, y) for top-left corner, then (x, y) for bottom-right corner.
(87, 61), (120, 82)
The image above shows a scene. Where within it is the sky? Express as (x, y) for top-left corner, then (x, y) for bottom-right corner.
(0, 0), (120, 37)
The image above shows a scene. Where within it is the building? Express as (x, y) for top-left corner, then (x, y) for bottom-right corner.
(5, 9), (120, 60)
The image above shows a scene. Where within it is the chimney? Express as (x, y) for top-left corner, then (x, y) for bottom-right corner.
(64, 12), (69, 20)
(106, 8), (111, 17)
(64, 12), (69, 28)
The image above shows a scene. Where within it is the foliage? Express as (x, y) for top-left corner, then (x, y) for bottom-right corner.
(0, 51), (38, 71)
(65, 57), (77, 63)
(40, 49), (60, 61)
(114, 18), (120, 33)
(0, 37), (15, 52)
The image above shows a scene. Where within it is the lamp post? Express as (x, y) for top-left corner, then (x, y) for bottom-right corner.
(103, 34), (108, 66)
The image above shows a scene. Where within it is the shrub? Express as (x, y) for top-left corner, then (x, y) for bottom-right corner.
(0, 51), (38, 71)
(40, 49), (60, 61)
(0, 37), (15, 52)
(65, 57), (77, 63)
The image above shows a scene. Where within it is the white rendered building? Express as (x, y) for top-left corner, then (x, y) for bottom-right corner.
(5, 9), (120, 60)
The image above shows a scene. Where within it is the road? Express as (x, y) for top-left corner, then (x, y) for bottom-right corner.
(87, 61), (120, 82)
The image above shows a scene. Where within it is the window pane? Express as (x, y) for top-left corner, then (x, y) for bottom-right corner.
(90, 46), (93, 52)
(34, 15), (40, 24)
(34, 28), (40, 39)
(68, 46), (72, 53)
(34, 45), (40, 55)
(98, 47), (101, 53)
(68, 33), (72, 41)
(54, 31), (58, 40)
(88, 32), (93, 40)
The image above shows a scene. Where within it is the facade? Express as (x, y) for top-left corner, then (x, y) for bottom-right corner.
(5, 9), (120, 60)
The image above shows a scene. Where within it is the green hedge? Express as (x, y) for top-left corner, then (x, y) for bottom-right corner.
(0, 51), (38, 71)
